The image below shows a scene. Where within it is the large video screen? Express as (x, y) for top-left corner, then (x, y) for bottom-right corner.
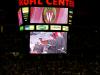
(30, 7), (68, 24)
(30, 32), (67, 54)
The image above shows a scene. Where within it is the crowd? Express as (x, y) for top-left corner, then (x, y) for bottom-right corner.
(0, 53), (98, 75)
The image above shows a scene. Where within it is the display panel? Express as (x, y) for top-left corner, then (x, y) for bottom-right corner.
(25, 25), (30, 30)
(19, 25), (69, 31)
(36, 25), (49, 30)
(25, 25), (35, 30)
(20, 26), (24, 31)
(50, 25), (61, 30)
(30, 32), (67, 54)
(29, 25), (35, 30)
(18, 8), (23, 25)
(22, 7), (29, 22)
(62, 26), (69, 31)
(30, 7), (68, 24)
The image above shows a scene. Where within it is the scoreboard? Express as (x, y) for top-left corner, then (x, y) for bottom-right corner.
(17, 0), (74, 54)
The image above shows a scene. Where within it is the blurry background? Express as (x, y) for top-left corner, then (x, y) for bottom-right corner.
(0, 0), (28, 52)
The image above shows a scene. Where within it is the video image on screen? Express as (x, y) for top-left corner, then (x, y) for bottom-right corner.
(30, 32), (67, 54)
(30, 7), (68, 24)
(18, 8), (23, 25)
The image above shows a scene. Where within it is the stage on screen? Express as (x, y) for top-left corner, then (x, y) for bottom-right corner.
(30, 32), (67, 54)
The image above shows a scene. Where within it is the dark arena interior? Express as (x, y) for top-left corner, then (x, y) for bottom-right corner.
(0, 0), (100, 75)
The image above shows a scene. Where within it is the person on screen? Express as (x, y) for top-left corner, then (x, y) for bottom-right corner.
(49, 32), (66, 53)
(33, 43), (44, 53)
(39, 38), (49, 53)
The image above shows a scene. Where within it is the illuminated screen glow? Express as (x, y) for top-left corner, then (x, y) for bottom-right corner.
(22, 7), (29, 21)
(62, 26), (69, 31)
(20, 26), (24, 31)
(30, 32), (67, 54)
(30, 25), (35, 30)
(36, 25), (49, 30)
(30, 7), (68, 24)
(50, 25), (61, 30)
(18, 8), (23, 25)
(25, 25), (30, 30)
(25, 25), (35, 30)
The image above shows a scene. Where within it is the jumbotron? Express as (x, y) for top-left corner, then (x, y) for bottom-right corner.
(18, 0), (69, 7)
